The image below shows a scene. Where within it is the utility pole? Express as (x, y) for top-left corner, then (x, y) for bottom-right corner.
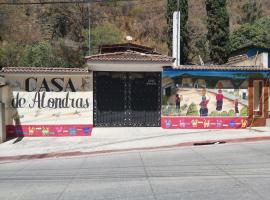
(176, 0), (180, 65)
(173, 0), (181, 66)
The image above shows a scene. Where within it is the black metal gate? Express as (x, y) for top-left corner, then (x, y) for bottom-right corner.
(94, 72), (161, 127)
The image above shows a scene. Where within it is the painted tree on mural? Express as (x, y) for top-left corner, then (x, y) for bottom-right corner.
(166, 0), (189, 64)
(205, 0), (230, 64)
(186, 102), (199, 116)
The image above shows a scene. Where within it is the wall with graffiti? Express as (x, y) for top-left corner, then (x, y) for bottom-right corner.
(161, 70), (261, 129)
(3, 73), (93, 137)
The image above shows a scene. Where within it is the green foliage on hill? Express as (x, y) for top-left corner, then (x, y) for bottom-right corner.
(0, 43), (20, 67)
(237, 0), (263, 25)
(0, 0), (269, 67)
(230, 17), (270, 51)
(0, 41), (81, 68)
(20, 41), (69, 67)
(88, 24), (124, 54)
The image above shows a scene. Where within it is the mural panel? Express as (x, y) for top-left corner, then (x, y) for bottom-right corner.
(5, 75), (93, 137)
(162, 70), (253, 129)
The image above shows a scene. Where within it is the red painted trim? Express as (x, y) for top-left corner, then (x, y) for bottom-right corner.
(6, 124), (93, 137)
(161, 117), (249, 129)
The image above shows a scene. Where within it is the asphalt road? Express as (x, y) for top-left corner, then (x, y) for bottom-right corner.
(1, 141), (270, 200)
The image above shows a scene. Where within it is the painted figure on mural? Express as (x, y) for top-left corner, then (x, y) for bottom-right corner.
(175, 94), (181, 113)
(204, 120), (210, 128)
(216, 82), (224, 111)
(241, 119), (248, 128)
(165, 119), (171, 128)
(234, 98), (239, 116)
(216, 89), (224, 111)
(216, 120), (223, 128)
(191, 119), (198, 128)
(199, 96), (210, 116)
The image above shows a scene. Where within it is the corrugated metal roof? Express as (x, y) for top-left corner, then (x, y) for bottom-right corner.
(99, 43), (158, 54)
(85, 51), (175, 63)
(227, 54), (249, 65)
(0, 67), (89, 74)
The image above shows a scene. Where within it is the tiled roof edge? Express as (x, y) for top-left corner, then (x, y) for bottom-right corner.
(85, 51), (175, 62)
(1, 67), (89, 74)
(169, 65), (270, 71)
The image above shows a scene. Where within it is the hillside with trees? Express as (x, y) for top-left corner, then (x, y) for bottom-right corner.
(0, 0), (269, 67)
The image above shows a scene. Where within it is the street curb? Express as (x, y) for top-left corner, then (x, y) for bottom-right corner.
(1, 136), (270, 162)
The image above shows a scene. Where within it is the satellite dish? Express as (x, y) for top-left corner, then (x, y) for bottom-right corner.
(126, 36), (133, 41)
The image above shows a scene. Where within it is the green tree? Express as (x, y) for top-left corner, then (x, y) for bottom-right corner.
(230, 17), (270, 51)
(237, 0), (262, 25)
(20, 41), (69, 67)
(86, 24), (123, 54)
(205, 0), (230, 64)
(230, 24), (267, 51)
(255, 17), (270, 31)
(166, 0), (189, 64)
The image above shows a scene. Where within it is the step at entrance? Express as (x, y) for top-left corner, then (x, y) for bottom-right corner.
(94, 72), (161, 127)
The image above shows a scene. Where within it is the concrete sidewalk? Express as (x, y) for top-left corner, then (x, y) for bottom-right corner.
(0, 127), (270, 161)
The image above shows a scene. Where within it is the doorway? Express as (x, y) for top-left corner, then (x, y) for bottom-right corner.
(94, 72), (161, 127)
(248, 79), (269, 126)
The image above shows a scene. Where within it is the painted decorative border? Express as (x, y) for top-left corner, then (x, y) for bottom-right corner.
(161, 117), (249, 129)
(6, 124), (93, 137)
